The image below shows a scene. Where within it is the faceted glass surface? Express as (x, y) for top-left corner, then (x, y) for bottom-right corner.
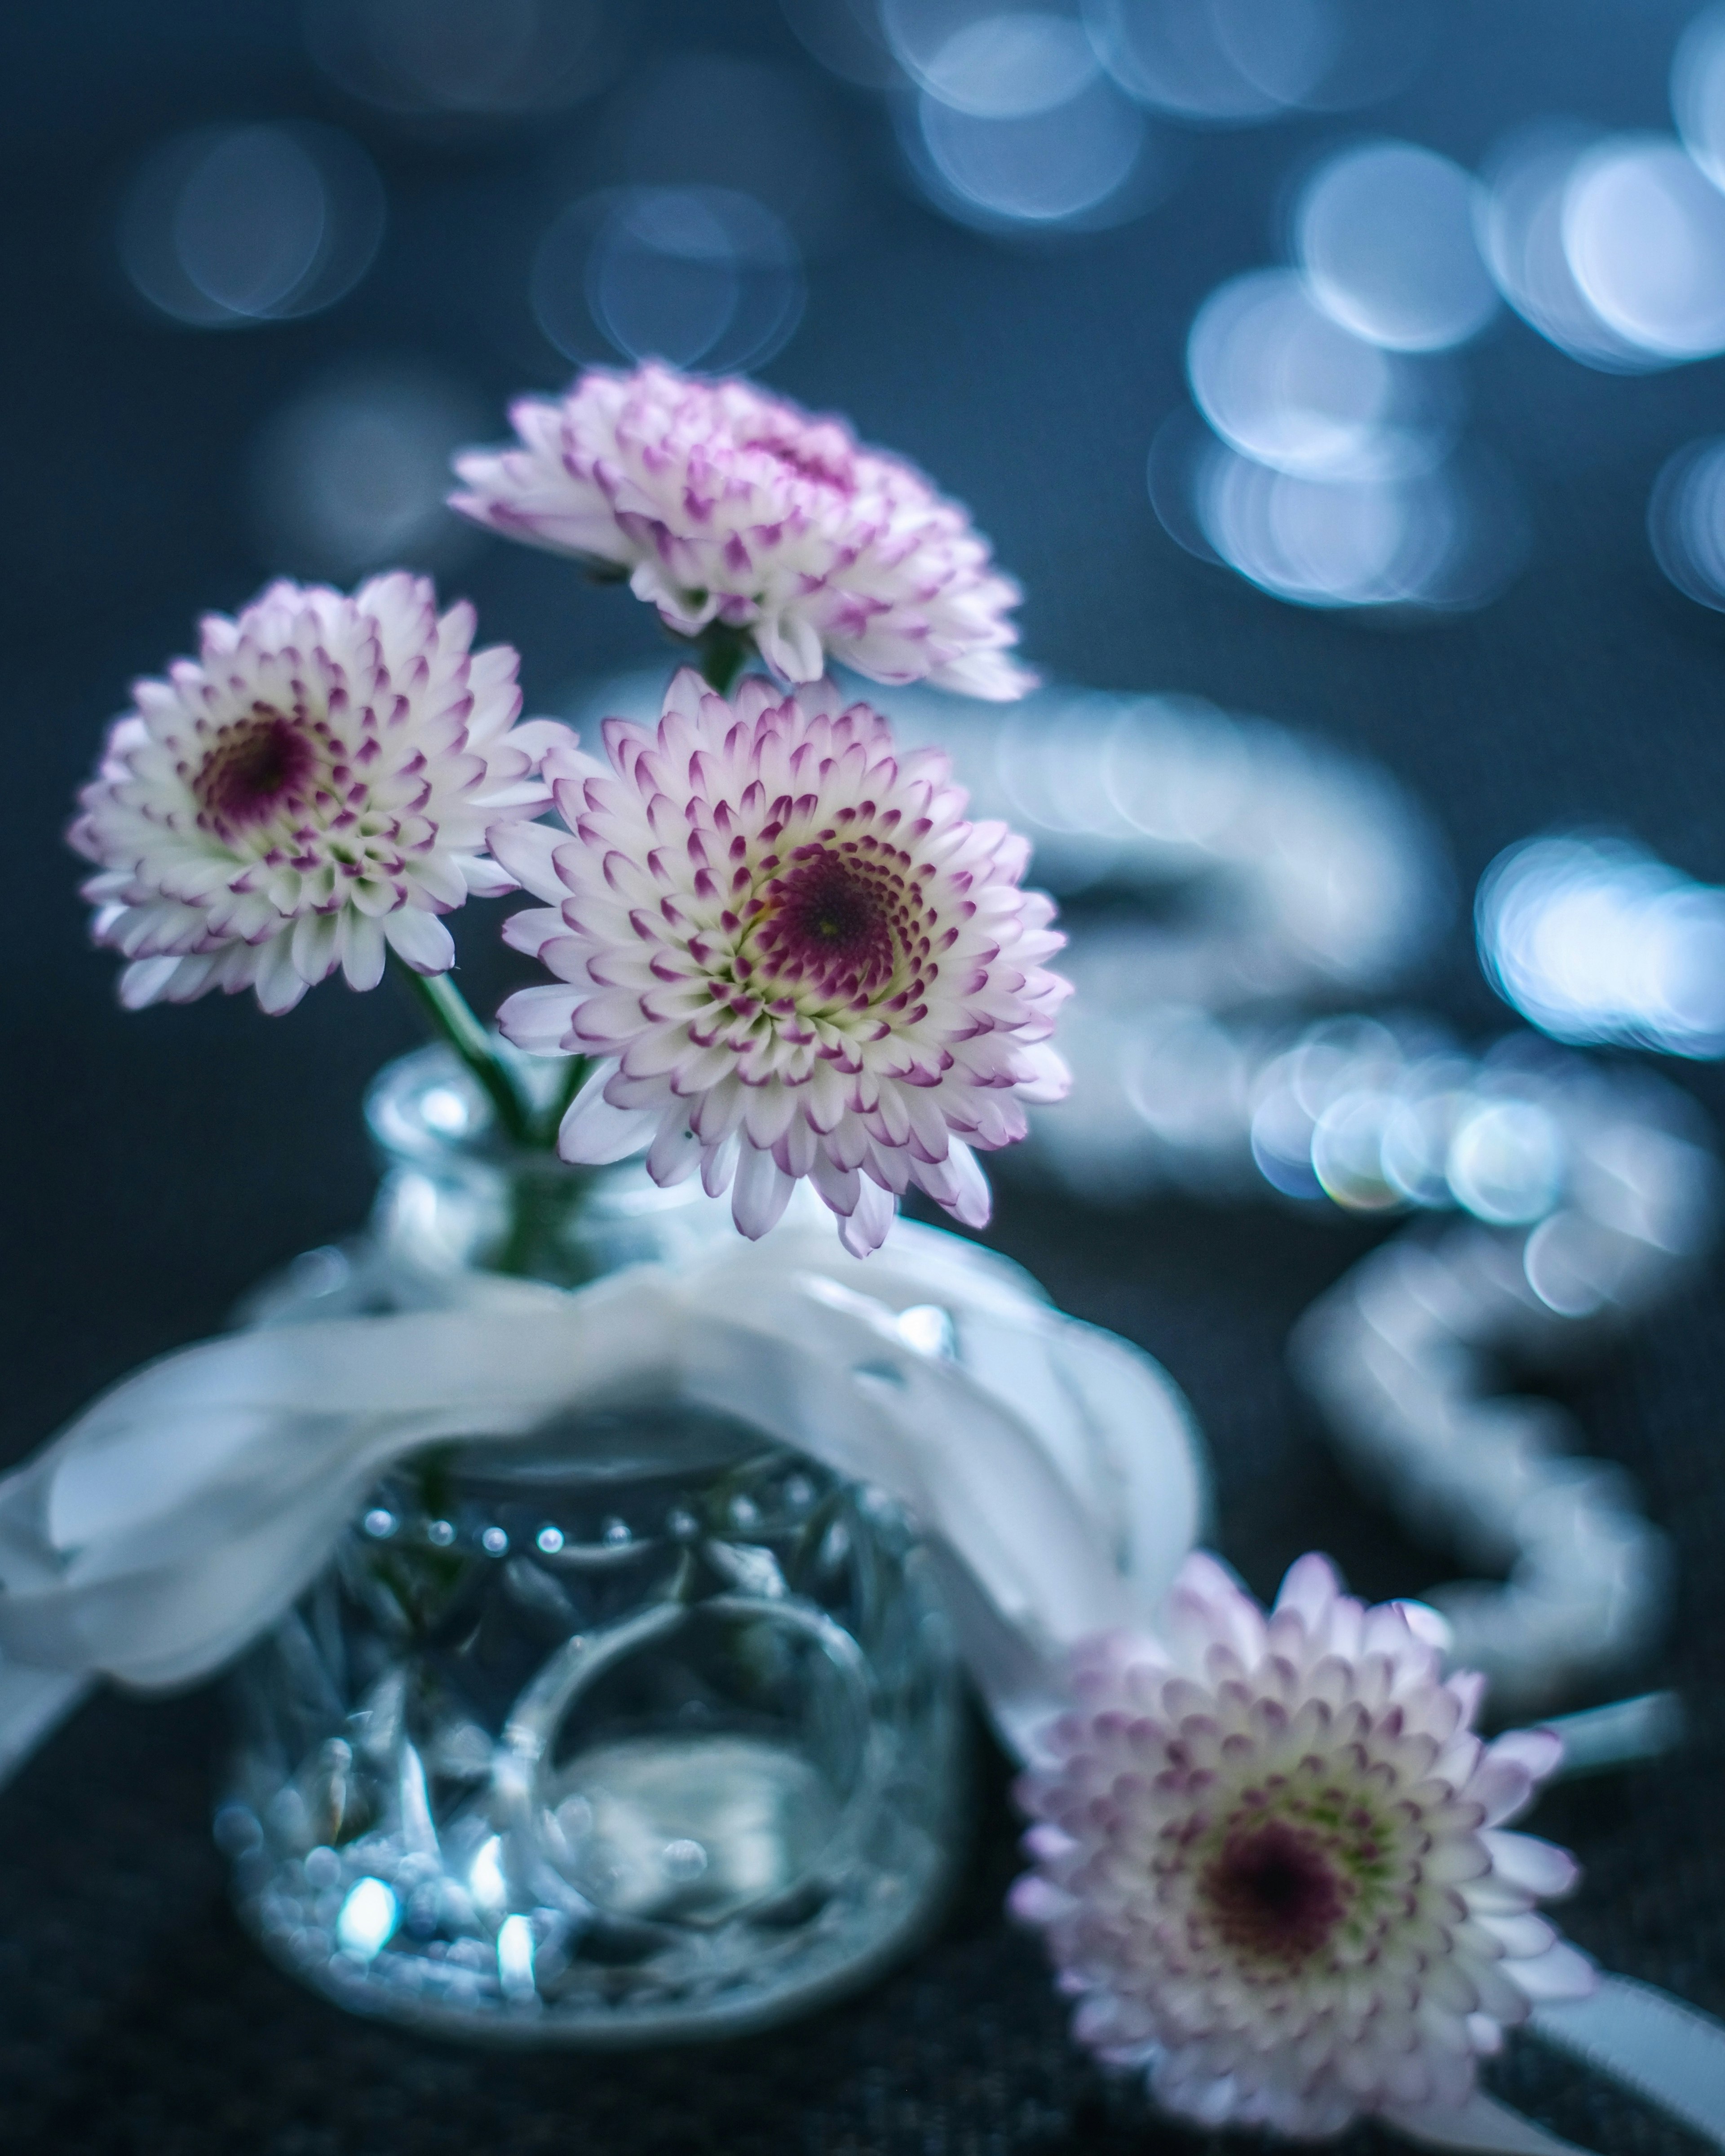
(221, 1049), (966, 2042)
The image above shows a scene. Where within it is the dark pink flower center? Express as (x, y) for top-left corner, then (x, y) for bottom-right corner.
(752, 849), (907, 1001)
(1203, 1820), (1347, 1966)
(194, 711), (317, 836)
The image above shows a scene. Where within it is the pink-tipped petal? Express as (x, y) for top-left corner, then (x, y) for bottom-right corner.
(1012, 1554), (1589, 2141)
(730, 1142), (795, 1238)
(496, 983), (580, 1054)
(478, 666), (1066, 1253)
(447, 362), (1033, 699)
(74, 576), (547, 1017)
(838, 1177), (896, 1257)
(557, 1066), (656, 1164)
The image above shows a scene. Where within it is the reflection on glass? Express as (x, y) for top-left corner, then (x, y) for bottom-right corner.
(532, 187), (804, 372)
(1478, 834), (1725, 1058)
(119, 123), (385, 329)
(1296, 140), (1497, 353)
(249, 362), (487, 580)
(225, 1401), (963, 2041)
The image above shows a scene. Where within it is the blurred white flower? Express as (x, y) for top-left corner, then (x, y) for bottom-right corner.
(72, 573), (566, 1014)
(491, 668), (1069, 1252)
(450, 362), (1036, 697)
(1012, 1551), (1594, 2139)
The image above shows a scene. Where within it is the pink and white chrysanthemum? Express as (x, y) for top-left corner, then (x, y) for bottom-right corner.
(1012, 1552), (1595, 2142)
(450, 363), (1036, 699)
(490, 668), (1070, 1253)
(71, 575), (567, 1014)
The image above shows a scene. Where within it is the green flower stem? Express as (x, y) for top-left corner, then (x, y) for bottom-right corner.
(389, 953), (535, 1148)
(691, 621), (754, 697)
(535, 1048), (592, 1151)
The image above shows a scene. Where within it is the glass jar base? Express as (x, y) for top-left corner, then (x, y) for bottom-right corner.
(222, 1744), (962, 2046)
(220, 1047), (972, 2044)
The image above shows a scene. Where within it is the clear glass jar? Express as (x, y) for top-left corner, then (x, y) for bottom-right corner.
(220, 1048), (967, 2043)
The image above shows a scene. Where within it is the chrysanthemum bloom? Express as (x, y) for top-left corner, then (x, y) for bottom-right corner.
(449, 363), (1036, 699)
(1011, 1552), (1594, 2140)
(72, 575), (566, 1014)
(490, 668), (1070, 1253)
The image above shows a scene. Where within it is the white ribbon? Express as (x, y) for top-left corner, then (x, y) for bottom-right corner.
(1532, 1976), (1725, 2147)
(1, 1216), (1721, 2156)
(0, 1217), (1205, 1756)
(1388, 2090), (1592, 2156)
(1381, 1976), (1725, 2155)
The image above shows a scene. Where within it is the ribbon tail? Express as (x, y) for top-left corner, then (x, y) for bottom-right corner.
(0, 1660), (89, 1789)
(1532, 1974), (1725, 2149)
(1384, 2090), (1597, 2156)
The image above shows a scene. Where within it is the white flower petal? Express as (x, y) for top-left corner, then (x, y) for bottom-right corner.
(838, 1177), (895, 1257)
(496, 983), (579, 1054)
(1504, 1943), (1596, 2003)
(487, 666), (1065, 1251)
(339, 913), (388, 992)
(447, 363), (1033, 699)
(381, 908), (453, 978)
(1013, 1549), (1584, 2139)
(730, 1143), (795, 1239)
(487, 819), (570, 903)
(556, 1066), (655, 1164)
(1478, 1832), (1580, 1901)
(76, 576), (545, 1016)
(118, 955), (189, 1009)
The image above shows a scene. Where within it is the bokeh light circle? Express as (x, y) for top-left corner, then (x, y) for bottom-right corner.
(1082, 0), (1432, 123)
(304, 0), (622, 116)
(1477, 124), (1658, 373)
(1478, 833), (1725, 1057)
(1192, 445), (1443, 607)
(1084, 0), (1334, 121)
(1185, 437), (1523, 613)
(1296, 139), (1497, 352)
(1672, 0), (1725, 194)
(1187, 269), (1454, 482)
(1562, 135), (1725, 363)
(915, 70), (1147, 224)
(881, 6), (1150, 230)
(780, 0), (902, 89)
(532, 186), (804, 372)
(250, 361), (487, 580)
(917, 8), (1098, 114)
(1649, 434), (1725, 611)
(1446, 1099), (1566, 1225)
(120, 121), (385, 328)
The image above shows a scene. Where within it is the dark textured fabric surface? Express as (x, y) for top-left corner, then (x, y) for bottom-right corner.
(4, 1), (1725, 2149)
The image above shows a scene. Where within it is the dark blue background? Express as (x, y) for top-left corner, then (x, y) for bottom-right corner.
(2, 3), (1723, 2150)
